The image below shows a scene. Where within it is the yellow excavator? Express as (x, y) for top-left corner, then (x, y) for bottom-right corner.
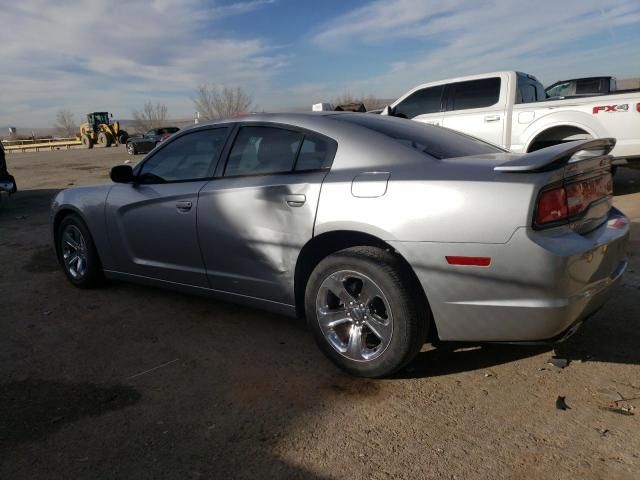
(78, 112), (129, 149)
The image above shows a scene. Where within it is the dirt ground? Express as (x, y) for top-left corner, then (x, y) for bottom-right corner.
(1, 146), (639, 480)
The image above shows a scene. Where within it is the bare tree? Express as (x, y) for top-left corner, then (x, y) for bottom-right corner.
(193, 85), (253, 120)
(54, 110), (77, 137)
(334, 94), (387, 111)
(132, 101), (169, 133)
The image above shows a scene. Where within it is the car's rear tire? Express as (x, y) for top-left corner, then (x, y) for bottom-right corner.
(305, 246), (428, 378)
(56, 214), (103, 288)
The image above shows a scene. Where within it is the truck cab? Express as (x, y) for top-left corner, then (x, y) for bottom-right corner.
(390, 71), (544, 149)
(387, 70), (640, 166)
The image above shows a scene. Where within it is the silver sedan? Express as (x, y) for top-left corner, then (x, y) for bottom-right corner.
(51, 113), (629, 377)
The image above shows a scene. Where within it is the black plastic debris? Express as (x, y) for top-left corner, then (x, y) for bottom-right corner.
(556, 396), (571, 410)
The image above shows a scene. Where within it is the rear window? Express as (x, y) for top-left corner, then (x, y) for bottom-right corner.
(333, 114), (505, 159)
(447, 78), (501, 111)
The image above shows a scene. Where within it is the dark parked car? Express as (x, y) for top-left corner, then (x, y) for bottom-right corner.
(126, 127), (180, 155)
(0, 142), (17, 204)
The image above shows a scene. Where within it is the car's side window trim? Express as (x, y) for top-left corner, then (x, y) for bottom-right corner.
(214, 121), (338, 179)
(132, 125), (232, 183)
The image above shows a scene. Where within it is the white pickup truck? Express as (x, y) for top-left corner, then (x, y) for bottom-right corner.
(382, 71), (640, 167)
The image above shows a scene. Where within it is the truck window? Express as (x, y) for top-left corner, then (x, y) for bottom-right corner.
(546, 82), (571, 97)
(575, 78), (602, 94)
(393, 85), (444, 119)
(516, 75), (545, 103)
(446, 78), (501, 111)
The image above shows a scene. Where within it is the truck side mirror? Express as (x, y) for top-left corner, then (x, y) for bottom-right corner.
(381, 105), (392, 116)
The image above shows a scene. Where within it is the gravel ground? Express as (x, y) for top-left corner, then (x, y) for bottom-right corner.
(1, 147), (639, 479)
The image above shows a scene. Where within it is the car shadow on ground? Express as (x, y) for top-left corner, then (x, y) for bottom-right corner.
(0, 379), (141, 451)
(613, 167), (640, 195)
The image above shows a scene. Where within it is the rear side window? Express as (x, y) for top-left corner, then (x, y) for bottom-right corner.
(516, 75), (545, 103)
(225, 127), (303, 177)
(575, 79), (601, 94)
(393, 85), (444, 119)
(295, 135), (334, 171)
(333, 114), (505, 159)
(447, 78), (501, 111)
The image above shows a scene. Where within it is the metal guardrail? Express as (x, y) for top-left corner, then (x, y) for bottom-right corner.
(4, 139), (82, 152)
(2, 137), (77, 146)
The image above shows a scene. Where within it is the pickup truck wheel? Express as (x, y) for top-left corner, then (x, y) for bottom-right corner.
(305, 246), (428, 378)
(56, 214), (103, 288)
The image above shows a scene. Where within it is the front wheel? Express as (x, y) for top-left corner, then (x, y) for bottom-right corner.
(56, 214), (103, 288)
(126, 142), (136, 155)
(305, 246), (428, 377)
(97, 132), (112, 148)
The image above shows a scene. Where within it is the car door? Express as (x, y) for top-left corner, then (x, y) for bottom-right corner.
(391, 84), (444, 125)
(105, 126), (230, 286)
(197, 124), (336, 305)
(140, 129), (159, 152)
(441, 77), (506, 147)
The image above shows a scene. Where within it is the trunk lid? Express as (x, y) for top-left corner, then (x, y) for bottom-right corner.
(495, 138), (615, 233)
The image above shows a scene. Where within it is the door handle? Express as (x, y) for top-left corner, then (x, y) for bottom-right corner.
(484, 115), (500, 122)
(175, 200), (193, 212)
(285, 194), (306, 207)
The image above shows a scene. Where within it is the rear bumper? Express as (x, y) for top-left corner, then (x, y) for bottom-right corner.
(390, 208), (630, 342)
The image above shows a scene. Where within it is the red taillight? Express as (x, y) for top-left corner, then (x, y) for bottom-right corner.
(636, 103), (640, 113)
(536, 187), (567, 224)
(535, 174), (612, 226)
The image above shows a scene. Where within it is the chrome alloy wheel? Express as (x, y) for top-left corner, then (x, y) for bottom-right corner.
(61, 225), (88, 280)
(126, 143), (135, 154)
(316, 270), (393, 361)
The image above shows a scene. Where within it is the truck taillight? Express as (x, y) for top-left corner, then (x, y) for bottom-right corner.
(637, 103), (640, 113)
(535, 174), (612, 227)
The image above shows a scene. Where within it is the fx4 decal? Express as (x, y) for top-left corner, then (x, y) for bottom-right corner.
(593, 104), (628, 114)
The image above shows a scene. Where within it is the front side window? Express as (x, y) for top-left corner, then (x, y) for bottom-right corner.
(138, 128), (228, 182)
(448, 78), (501, 111)
(393, 85), (444, 119)
(224, 127), (303, 177)
(546, 82), (571, 98)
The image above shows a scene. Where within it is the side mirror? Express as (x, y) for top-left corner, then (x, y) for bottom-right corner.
(380, 105), (392, 116)
(110, 165), (135, 183)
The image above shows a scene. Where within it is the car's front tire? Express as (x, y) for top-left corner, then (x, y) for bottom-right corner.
(126, 142), (136, 155)
(305, 246), (428, 378)
(56, 214), (103, 288)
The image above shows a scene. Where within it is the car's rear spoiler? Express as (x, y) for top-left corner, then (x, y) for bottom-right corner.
(494, 138), (616, 173)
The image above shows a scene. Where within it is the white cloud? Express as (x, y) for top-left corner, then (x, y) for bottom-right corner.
(0, 0), (283, 126)
(311, 0), (640, 99)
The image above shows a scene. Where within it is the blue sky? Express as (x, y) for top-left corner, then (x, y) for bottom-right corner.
(2, 0), (640, 127)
